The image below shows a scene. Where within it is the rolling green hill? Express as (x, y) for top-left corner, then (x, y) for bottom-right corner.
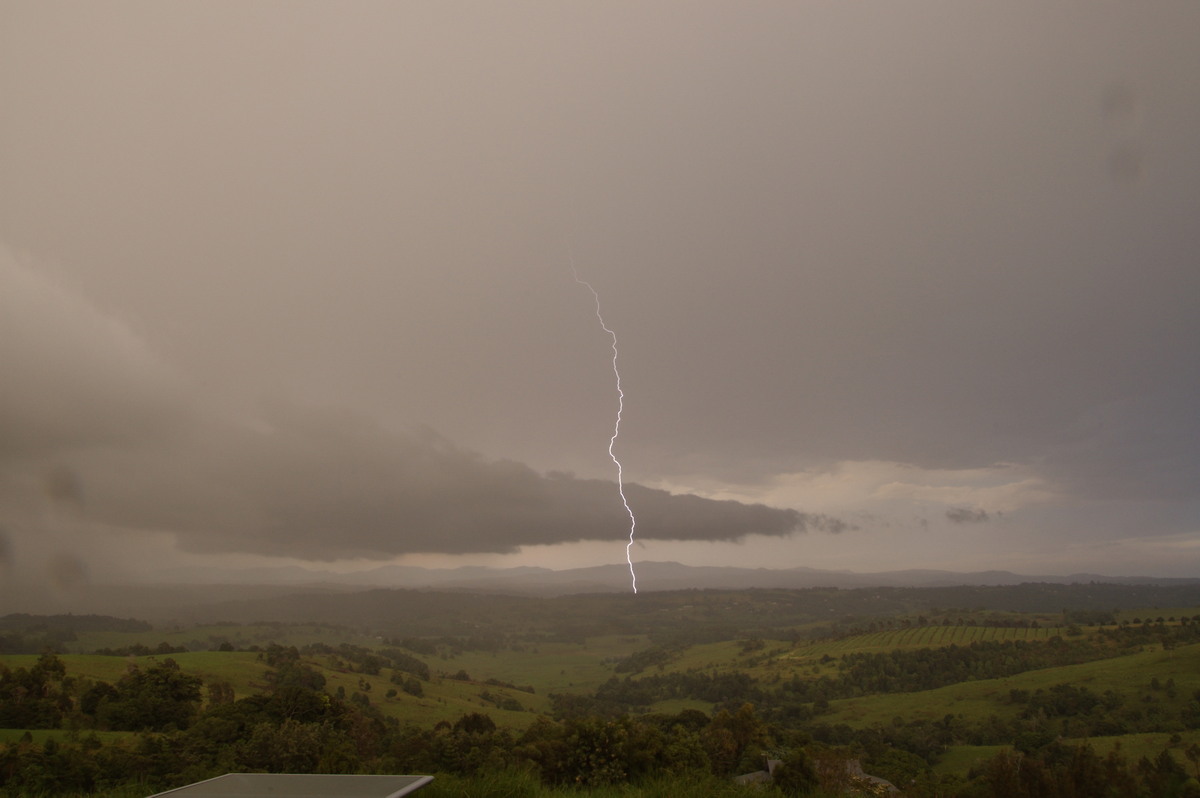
(4, 587), (1200, 796)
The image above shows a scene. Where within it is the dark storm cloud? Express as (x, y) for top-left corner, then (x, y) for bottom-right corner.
(0, 246), (818, 561)
(946, 508), (990, 525)
(71, 403), (811, 560)
(45, 552), (89, 592)
(620, 483), (848, 540)
(0, 250), (190, 458)
(1040, 392), (1200, 503)
(2, 2), (1199, 574)
(44, 465), (86, 511)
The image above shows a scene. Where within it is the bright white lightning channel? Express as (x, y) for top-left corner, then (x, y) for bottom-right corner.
(573, 266), (638, 594)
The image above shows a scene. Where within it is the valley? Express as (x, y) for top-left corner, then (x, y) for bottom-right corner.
(3, 581), (1200, 796)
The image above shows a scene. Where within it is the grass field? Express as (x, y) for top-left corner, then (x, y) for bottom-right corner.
(436, 634), (649, 695)
(0, 652), (277, 699)
(787, 624), (1071, 660)
(822, 642), (1200, 730)
(936, 734), (1200, 779)
(639, 624), (1080, 687)
(8, 591), (1200, 798)
(0, 650), (520, 730)
(14, 628), (1198, 734)
(69, 623), (382, 654)
(1089, 733), (1200, 765)
(316, 656), (554, 730)
(8, 613), (1200, 743)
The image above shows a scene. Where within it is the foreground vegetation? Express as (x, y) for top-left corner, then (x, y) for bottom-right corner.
(3, 583), (1200, 796)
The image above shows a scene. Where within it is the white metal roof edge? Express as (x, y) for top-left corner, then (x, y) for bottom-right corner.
(145, 772), (228, 798)
(389, 775), (434, 797)
(145, 773), (434, 798)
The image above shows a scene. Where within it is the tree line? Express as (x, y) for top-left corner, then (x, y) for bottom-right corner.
(3, 648), (1200, 796)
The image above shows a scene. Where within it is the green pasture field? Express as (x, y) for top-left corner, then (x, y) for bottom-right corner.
(69, 623), (381, 654)
(637, 638), (816, 682)
(0, 652), (277, 699)
(823, 642), (1200, 730)
(825, 673), (1022, 729)
(1087, 733), (1200, 768)
(368, 675), (548, 730)
(935, 734), (1200, 779)
(0, 650), (551, 730)
(11, 616), (1200, 737)
(1023, 640), (1200, 700)
(649, 623), (1074, 684)
(658, 640), (750, 673)
(57, 626), (648, 699)
(4, 625), (609, 729)
(4, 631), (649, 730)
(785, 623), (1070, 663)
(438, 635), (649, 695)
(314, 658), (551, 730)
(648, 698), (714, 715)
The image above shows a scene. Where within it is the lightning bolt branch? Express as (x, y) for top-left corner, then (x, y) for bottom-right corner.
(572, 264), (639, 594)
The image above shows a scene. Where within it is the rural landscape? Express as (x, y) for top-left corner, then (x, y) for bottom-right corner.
(4, 576), (1200, 797)
(4, 4), (1199, 797)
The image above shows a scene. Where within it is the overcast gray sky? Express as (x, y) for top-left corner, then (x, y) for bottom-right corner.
(2, 2), (1198, 589)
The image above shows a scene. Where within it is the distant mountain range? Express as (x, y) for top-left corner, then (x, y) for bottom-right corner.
(153, 560), (1199, 595)
(5, 561), (1196, 622)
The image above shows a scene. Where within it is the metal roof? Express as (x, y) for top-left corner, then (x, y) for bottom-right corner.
(147, 774), (433, 798)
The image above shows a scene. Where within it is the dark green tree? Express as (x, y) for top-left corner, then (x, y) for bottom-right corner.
(96, 658), (203, 731)
(772, 748), (819, 796)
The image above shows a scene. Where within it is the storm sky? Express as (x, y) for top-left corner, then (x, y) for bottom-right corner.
(2, 2), (1198, 587)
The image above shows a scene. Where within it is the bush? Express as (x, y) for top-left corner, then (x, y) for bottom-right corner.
(773, 748), (820, 796)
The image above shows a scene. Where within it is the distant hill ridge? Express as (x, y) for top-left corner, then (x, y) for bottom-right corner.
(6, 561), (1197, 622)
(153, 560), (1199, 594)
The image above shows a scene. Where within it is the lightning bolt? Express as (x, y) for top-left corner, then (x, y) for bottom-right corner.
(572, 262), (638, 594)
